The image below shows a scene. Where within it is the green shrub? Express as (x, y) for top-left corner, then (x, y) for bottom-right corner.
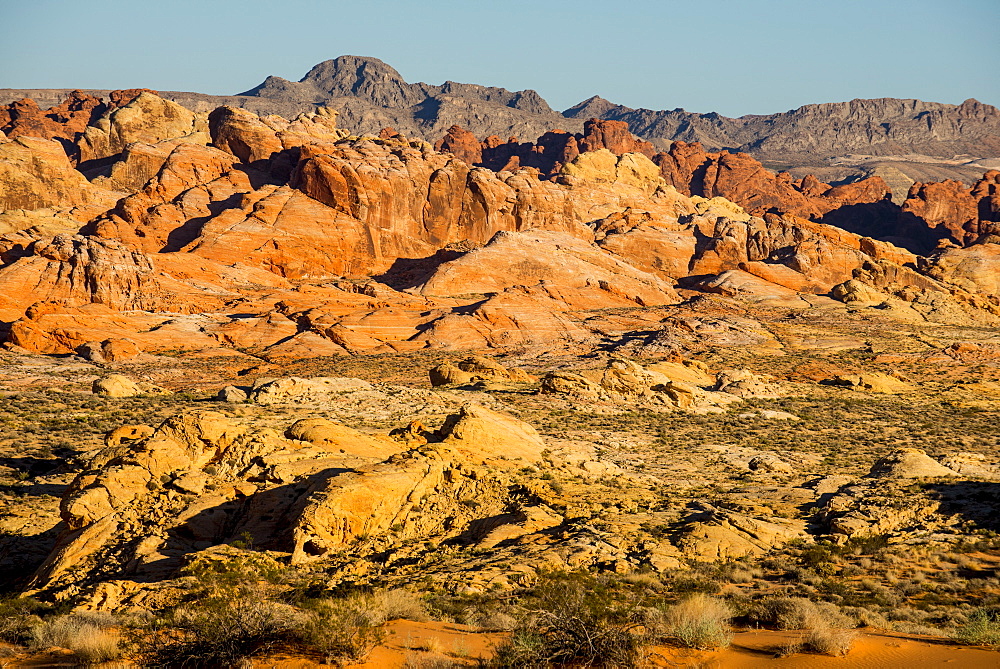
(954, 607), (1000, 646)
(489, 572), (643, 668)
(0, 597), (49, 645)
(297, 597), (385, 664)
(141, 585), (302, 667)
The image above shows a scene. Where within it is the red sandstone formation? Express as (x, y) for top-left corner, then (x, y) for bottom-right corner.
(439, 118), (1000, 250)
(0, 89), (156, 151)
(434, 125), (482, 165)
(1, 90), (1000, 357)
(436, 119), (651, 176)
(902, 171), (1000, 245)
(0, 91), (104, 144)
(652, 141), (891, 219)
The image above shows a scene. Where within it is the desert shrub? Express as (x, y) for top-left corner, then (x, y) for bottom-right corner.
(29, 613), (124, 664)
(748, 596), (856, 657)
(803, 625), (856, 656)
(134, 546), (307, 666)
(296, 597), (385, 664)
(0, 596), (50, 645)
(954, 607), (1000, 646)
(489, 572), (644, 668)
(842, 605), (888, 628)
(748, 597), (852, 631)
(403, 655), (466, 668)
(651, 593), (732, 650)
(142, 586), (303, 667)
(466, 608), (518, 632)
(371, 588), (429, 623)
(428, 592), (518, 630)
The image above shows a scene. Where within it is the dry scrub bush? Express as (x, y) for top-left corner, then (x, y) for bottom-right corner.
(29, 614), (124, 664)
(653, 593), (732, 650)
(147, 589), (304, 667)
(370, 588), (429, 623)
(803, 625), (857, 657)
(403, 656), (465, 669)
(749, 597), (851, 631)
(297, 597), (386, 664)
(751, 597), (856, 657)
(489, 572), (643, 668)
(294, 587), (423, 662)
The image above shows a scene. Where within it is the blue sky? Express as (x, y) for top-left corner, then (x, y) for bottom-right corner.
(2, 0), (997, 117)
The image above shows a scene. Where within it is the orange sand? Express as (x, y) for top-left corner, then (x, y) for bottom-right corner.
(8, 624), (998, 667)
(652, 629), (1000, 668)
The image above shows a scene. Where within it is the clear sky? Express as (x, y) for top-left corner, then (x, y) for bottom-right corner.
(2, 0), (997, 117)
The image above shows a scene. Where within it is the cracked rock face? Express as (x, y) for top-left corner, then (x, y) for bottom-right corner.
(23, 397), (559, 603)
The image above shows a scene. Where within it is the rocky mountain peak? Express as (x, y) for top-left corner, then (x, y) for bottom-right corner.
(299, 55), (425, 107)
(564, 95), (618, 117)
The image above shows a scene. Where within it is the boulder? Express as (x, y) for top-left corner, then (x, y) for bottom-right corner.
(285, 417), (400, 460)
(868, 448), (959, 478)
(456, 355), (536, 384)
(0, 136), (116, 210)
(77, 338), (141, 363)
(438, 403), (547, 464)
(105, 424), (155, 447)
(216, 385), (249, 403)
(539, 371), (607, 400)
(416, 230), (680, 309)
(0, 90), (105, 144)
(429, 356), (535, 387)
(249, 377), (373, 404)
(714, 369), (785, 398)
(92, 374), (169, 398)
(938, 452), (1000, 479)
(645, 359), (715, 386)
(429, 362), (479, 387)
(433, 124), (483, 165)
(826, 372), (912, 394)
(560, 149), (666, 195)
(77, 92), (206, 162)
(675, 503), (809, 559)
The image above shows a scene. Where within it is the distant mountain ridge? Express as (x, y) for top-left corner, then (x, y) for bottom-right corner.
(3, 55), (999, 183)
(566, 95), (1000, 161)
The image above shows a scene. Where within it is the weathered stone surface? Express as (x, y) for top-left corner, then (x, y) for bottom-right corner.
(901, 171), (1000, 245)
(0, 90), (104, 145)
(250, 376), (374, 404)
(438, 403), (548, 464)
(675, 503), (809, 559)
(285, 417), (400, 459)
(417, 229), (680, 308)
(92, 374), (169, 398)
(434, 124), (482, 165)
(714, 369), (786, 399)
(429, 355), (535, 387)
(868, 448), (958, 478)
(825, 372), (913, 394)
(539, 371), (607, 400)
(216, 385), (249, 403)
(76, 338), (141, 362)
(0, 137), (116, 210)
(77, 92), (206, 163)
